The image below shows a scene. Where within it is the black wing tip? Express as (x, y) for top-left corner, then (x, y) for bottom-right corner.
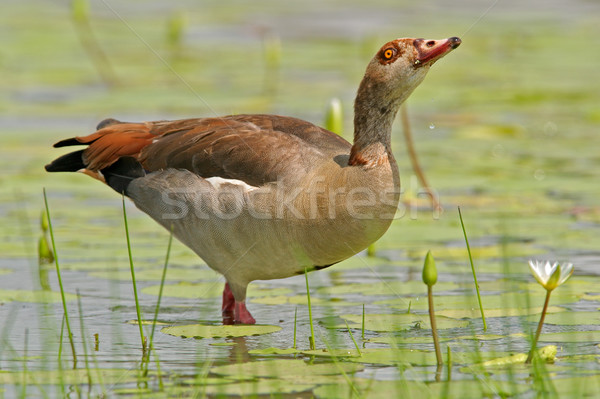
(45, 150), (86, 172)
(52, 118), (121, 148)
(53, 138), (82, 148)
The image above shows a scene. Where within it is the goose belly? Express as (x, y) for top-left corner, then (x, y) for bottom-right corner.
(127, 169), (397, 284)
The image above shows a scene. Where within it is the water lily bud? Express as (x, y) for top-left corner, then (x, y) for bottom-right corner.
(40, 210), (49, 232)
(166, 11), (187, 48)
(325, 98), (343, 136)
(72, 0), (89, 22)
(38, 235), (54, 264)
(422, 250), (437, 287)
(263, 33), (282, 70)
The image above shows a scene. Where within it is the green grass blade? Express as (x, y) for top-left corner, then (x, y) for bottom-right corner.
(122, 195), (146, 352)
(144, 231), (172, 377)
(293, 307), (297, 350)
(20, 329), (28, 399)
(318, 330), (363, 399)
(458, 206), (487, 331)
(304, 268), (316, 350)
(447, 345), (452, 381)
(361, 304), (365, 341)
(76, 290), (92, 388)
(344, 321), (362, 356)
(43, 188), (77, 368)
(149, 231), (173, 348)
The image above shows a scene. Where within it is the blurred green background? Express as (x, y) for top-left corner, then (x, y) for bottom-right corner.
(2, 0), (600, 264)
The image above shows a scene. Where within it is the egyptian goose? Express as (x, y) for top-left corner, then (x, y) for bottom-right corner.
(46, 37), (460, 324)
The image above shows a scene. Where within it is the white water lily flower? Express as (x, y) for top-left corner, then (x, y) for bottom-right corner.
(528, 260), (574, 291)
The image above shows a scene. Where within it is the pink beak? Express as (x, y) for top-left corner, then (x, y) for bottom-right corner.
(414, 37), (461, 66)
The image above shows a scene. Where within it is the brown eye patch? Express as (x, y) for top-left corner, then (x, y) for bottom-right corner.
(377, 43), (402, 65)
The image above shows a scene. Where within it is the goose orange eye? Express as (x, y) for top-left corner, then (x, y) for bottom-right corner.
(383, 48), (395, 60)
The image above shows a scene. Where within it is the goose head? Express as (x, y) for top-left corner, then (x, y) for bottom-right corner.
(356, 37), (461, 112)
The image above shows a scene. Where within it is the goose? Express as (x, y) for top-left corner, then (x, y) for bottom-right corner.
(46, 36), (460, 324)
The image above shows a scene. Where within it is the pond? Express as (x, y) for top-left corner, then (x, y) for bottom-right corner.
(1, 0), (600, 397)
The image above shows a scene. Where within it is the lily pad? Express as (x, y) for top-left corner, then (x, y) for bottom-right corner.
(369, 333), (506, 345)
(318, 280), (459, 297)
(406, 242), (540, 261)
(377, 291), (579, 311)
(251, 294), (358, 307)
(344, 348), (437, 366)
(338, 313), (468, 332)
(437, 305), (566, 319)
(88, 266), (218, 281)
(525, 311), (600, 326)
(0, 368), (153, 385)
(367, 335), (452, 345)
(314, 378), (429, 399)
(0, 289), (77, 304)
(161, 324), (281, 339)
(333, 255), (393, 270)
(248, 347), (301, 355)
(553, 375), (600, 397)
(210, 358), (363, 380)
(202, 379), (315, 396)
(427, 378), (530, 399)
(301, 349), (362, 358)
(538, 331), (600, 343)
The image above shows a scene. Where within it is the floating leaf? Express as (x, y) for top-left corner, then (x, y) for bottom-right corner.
(367, 335), (452, 345)
(344, 348), (436, 366)
(248, 347), (301, 355)
(251, 294), (358, 307)
(161, 324), (281, 339)
(331, 255), (392, 270)
(427, 378), (529, 399)
(525, 311), (600, 326)
(538, 331), (600, 343)
(301, 349), (361, 358)
(126, 319), (169, 326)
(0, 368), (152, 385)
(365, 333), (519, 345)
(553, 375), (600, 397)
(407, 243), (539, 261)
(89, 266), (218, 281)
(202, 379), (315, 396)
(318, 281), (458, 297)
(377, 291), (579, 311)
(0, 289), (77, 304)
(314, 378), (429, 399)
(210, 359), (363, 380)
(437, 306), (566, 319)
(338, 313), (468, 332)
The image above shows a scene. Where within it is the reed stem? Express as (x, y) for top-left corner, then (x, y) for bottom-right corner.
(43, 188), (77, 368)
(526, 290), (552, 364)
(122, 196), (146, 353)
(458, 206), (487, 331)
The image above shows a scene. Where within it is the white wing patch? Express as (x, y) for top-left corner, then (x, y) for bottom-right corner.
(205, 176), (259, 192)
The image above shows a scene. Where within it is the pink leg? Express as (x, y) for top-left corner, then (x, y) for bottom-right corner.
(221, 282), (255, 324)
(234, 301), (256, 325)
(222, 283), (235, 314)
